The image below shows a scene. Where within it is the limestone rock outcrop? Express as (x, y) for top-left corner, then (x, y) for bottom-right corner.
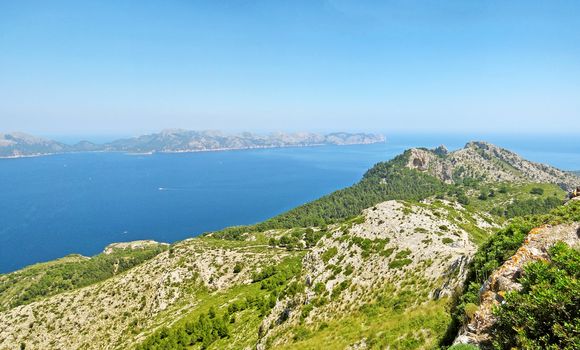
(405, 141), (580, 191)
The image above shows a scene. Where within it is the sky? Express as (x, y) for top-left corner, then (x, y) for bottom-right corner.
(0, 0), (579, 136)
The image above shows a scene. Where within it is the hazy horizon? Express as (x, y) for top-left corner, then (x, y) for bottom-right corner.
(2, 1), (579, 135)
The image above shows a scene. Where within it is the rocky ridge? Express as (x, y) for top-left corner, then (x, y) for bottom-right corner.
(405, 141), (579, 191)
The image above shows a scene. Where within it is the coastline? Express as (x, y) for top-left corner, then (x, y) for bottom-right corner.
(0, 140), (387, 159)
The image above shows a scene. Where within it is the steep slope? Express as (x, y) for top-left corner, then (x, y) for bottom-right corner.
(448, 199), (580, 349)
(0, 235), (300, 349)
(255, 200), (498, 349)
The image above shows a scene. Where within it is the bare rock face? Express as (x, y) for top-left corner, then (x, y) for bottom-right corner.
(405, 141), (580, 191)
(453, 223), (580, 347)
(433, 145), (449, 156)
(406, 148), (455, 182)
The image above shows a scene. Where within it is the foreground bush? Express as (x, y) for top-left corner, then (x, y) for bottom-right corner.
(491, 242), (579, 349)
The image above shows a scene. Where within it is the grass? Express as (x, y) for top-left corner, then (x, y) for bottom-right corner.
(466, 182), (565, 214)
(274, 298), (450, 350)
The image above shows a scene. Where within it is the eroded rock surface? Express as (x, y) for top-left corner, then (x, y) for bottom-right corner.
(405, 142), (580, 191)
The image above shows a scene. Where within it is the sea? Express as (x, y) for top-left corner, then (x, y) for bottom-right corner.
(1, 134), (579, 273)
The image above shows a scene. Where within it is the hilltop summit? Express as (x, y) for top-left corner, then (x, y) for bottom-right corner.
(404, 141), (579, 191)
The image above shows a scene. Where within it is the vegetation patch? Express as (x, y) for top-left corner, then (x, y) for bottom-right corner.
(321, 247), (338, 263)
(491, 242), (579, 349)
(443, 201), (580, 346)
(389, 259), (412, 269)
(0, 245), (168, 311)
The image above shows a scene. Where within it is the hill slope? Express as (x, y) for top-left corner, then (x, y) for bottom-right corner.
(238, 141), (578, 231)
(0, 200), (498, 349)
(0, 142), (578, 350)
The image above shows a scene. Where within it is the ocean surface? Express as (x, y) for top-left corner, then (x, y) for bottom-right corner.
(1, 134), (579, 273)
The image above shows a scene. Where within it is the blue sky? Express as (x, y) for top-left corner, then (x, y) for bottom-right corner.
(0, 0), (579, 136)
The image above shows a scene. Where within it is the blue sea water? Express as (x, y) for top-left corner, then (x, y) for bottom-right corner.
(1, 134), (579, 273)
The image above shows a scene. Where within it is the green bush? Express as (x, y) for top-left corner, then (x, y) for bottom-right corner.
(233, 263), (243, 274)
(395, 249), (411, 259)
(491, 242), (579, 349)
(492, 197), (562, 218)
(448, 345), (479, 350)
(135, 309), (230, 350)
(443, 201), (580, 346)
(529, 187), (545, 195)
(389, 259), (412, 269)
(321, 247), (338, 263)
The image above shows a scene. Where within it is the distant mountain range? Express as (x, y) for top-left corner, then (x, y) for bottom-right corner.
(0, 130), (385, 158)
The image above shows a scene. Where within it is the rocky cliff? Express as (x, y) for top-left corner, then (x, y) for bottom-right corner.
(405, 141), (579, 191)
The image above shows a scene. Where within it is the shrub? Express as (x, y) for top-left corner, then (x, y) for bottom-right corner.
(491, 242), (579, 349)
(321, 247), (338, 263)
(463, 303), (478, 320)
(395, 249), (411, 259)
(389, 259), (412, 269)
(529, 187), (544, 195)
(491, 197), (563, 218)
(444, 201), (580, 347)
(448, 345), (479, 350)
(233, 263), (243, 274)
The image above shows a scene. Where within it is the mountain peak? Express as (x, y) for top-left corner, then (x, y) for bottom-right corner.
(464, 140), (493, 150)
(404, 141), (579, 190)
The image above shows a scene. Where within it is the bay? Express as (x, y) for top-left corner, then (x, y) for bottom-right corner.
(1, 134), (578, 273)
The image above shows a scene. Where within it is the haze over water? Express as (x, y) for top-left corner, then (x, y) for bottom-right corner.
(1, 134), (578, 273)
